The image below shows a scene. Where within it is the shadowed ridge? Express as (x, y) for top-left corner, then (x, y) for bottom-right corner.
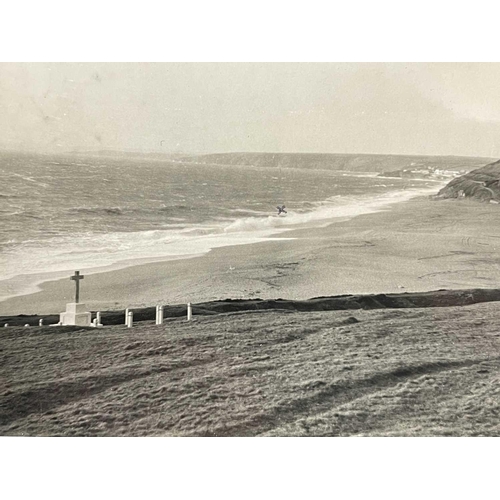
(3, 288), (500, 326)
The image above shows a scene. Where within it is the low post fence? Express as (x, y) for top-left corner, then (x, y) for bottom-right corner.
(126, 310), (133, 328)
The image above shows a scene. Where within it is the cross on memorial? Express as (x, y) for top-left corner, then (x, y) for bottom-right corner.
(70, 270), (84, 303)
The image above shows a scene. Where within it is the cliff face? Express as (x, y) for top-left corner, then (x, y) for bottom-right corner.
(437, 159), (500, 203)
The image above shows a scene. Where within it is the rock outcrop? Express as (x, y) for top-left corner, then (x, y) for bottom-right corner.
(437, 159), (500, 203)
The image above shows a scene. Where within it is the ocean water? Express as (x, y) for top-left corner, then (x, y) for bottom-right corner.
(0, 151), (450, 303)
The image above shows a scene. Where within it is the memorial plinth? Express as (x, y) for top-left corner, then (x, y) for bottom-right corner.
(60, 302), (91, 326)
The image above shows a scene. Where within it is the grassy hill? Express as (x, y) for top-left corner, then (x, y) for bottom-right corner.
(2, 303), (499, 436)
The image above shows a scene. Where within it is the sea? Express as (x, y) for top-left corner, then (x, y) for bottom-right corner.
(0, 151), (482, 305)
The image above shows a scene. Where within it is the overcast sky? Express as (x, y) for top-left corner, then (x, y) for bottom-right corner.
(1, 62), (500, 157)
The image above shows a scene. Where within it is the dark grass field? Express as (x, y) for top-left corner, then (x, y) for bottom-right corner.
(1, 303), (499, 436)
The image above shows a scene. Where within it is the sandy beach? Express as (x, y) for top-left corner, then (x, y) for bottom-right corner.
(2, 195), (500, 316)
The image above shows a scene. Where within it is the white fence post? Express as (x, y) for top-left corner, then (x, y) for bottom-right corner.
(96, 311), (102, 326)
(125, 308), (130, 325)
(127, 311), (133, 328)
(187, 302), (192, 321)
(156, 305), (164, 325)
(39, 319), (43, 326)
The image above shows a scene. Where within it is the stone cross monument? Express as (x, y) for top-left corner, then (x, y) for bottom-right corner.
(59, 270), (91, 326)
(70, 270), (84, 303)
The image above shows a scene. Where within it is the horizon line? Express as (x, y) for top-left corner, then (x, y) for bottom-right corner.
(0, 147), (497, 161)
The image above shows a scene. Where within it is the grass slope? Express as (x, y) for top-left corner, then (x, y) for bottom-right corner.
(1, 304), (499, 437)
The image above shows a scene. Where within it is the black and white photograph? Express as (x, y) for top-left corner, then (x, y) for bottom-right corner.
(1, 3), (498, 497)
(3, 61), (500, 438)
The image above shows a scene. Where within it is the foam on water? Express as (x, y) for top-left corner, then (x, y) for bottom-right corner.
(3, 150), (467, 305)
(222, 185), (438, 232)
(0, 183), (442, 303)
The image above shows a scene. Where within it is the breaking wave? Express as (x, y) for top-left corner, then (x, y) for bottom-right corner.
(0, 184), (441, 303)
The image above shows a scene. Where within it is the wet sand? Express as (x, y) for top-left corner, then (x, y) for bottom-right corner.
(2, 196), (500, 315)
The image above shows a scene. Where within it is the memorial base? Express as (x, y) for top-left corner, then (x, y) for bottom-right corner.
(60, 302), (91, 326)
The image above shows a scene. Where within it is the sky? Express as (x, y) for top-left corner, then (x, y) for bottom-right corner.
(2, 62), (500, 158)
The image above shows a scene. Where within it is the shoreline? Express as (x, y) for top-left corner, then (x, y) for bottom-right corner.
(2, 194), (500, 315)
(0, 183), (442, 305)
